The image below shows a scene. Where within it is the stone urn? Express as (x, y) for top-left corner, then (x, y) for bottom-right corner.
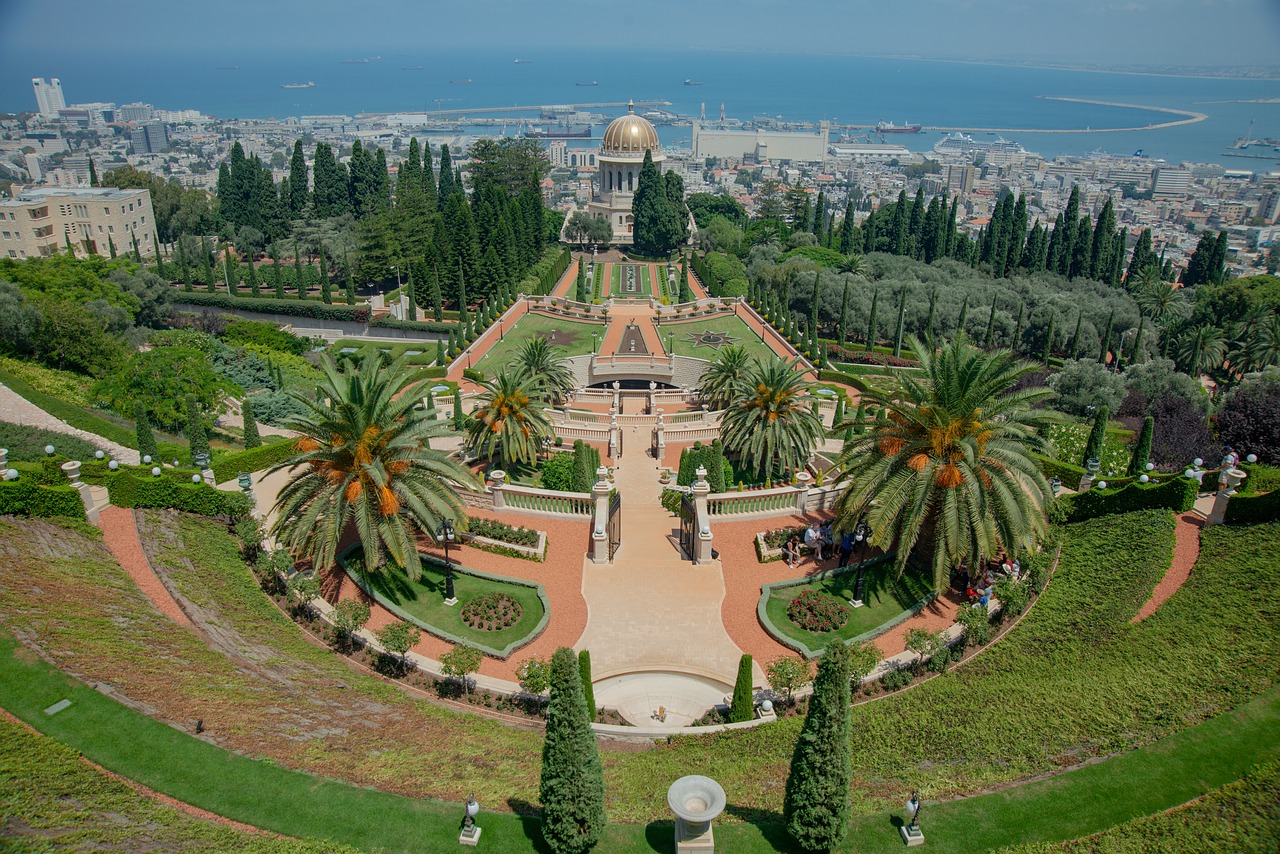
(668, 775), (726, 852)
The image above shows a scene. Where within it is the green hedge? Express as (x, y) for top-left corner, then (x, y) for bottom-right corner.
(107, 471), (251, 517)
(816, 369), (872, 393)
(174, 293), (372, 323)
(0, 479), (86, 520)
(1224, 488), (1280, 525)
(368, 317), (457, 334)
(211, 440), (297, 484)
(1062, 476), (1198, 522)
(1241, 463), (1280, 496)
(420, 366), (446, 379)
(514, 246), (571, 297)
(1035, 454), (1087, 491)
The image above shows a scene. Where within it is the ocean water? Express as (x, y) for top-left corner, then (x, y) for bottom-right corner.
(3, 45), (1279, 167)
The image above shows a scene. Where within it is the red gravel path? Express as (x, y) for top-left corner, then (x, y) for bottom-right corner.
(98, 505), (196, 630)
(1133, 512), (1202, 623)
(711, 513), (962, 665)
(335, 507), (591, 680)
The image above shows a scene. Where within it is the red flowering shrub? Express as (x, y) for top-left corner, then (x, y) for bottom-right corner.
(786, 588), (850, 633)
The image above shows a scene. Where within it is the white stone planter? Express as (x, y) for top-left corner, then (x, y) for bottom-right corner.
(461, 530), (546, 561)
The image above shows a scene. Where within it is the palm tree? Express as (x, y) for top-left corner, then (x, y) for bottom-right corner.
(511, 335), (574, 404)
(1176, 324), (1227, 377)
(1243, 312), (1280, 373)
(720, 358), (824, 481)
(833, 335), (1055, 592)
(698, 344), (752, 410)
(1135, 275), (1190, 325)
(269, 353), (479, 582)
(465, 369), (553, 469)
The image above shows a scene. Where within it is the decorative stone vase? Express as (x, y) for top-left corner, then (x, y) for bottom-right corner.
(668, 775), (726, 852)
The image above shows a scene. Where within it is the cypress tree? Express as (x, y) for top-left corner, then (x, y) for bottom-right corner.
(1058, 186), (1081, 276)
(1098, 309), (1115, 365)
(436, 338), (446, 367)
(983, 299), (997, 347)
(578, 649), (595, 721)
(452, 388), (465, 430)
(925, 287), (938, 343)
(185, 394), (210, 462)
(783, 640), (852, 852)
(957, 294), (969, 337)
(319, 249), (331, 304)
(1089, 198), (1117, 281)
(293, 239), (305, 299)
(1041, 313), (1055, 363)
(436, 143), (455, 203)
(1127, 416), (1155, 477)
(539, 647), (606, 854)
(1131, 316), (1146, 366)
(430, 264), (444, 321)
(809, 273), (820, 339)
(344, 252), (356, 305)
(837, 277), (850, 345)
(88, 157), (98, 187)
(288, 140), (308, 216)
(271, 243), (285, 299)
(1012, 301), (1025, 353)
(1069, 215), (1093, 280)
(224, 251), (237, 295)
(892, 283), (908, 358)
(242, 397), (261, 450)
(134, 402), (158, 461)
(865, 286), (879, 352)
(1069, 311), (1083, 359)
(839, 198), (856, 254)
(1082, 406), (1109, 468)
(245, 257), (259, 296)
(729, 654), (755, 723)
(854, 402), (866, 435)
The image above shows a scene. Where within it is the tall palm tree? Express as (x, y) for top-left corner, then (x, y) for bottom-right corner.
(698, 344), (752, 410)
(465, 369), (553, 469)
(1176, 324), (1227, 377)
(270, 353), (479, 581)
(511, 335), (574, 404)
(1135, 276), (1190, 325)
(720, 358), (824, 480)
(833, 335), (1055, 592)
(1243, 312), (1280, 373)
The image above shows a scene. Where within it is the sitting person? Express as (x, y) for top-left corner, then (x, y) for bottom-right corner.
(804, 523), (824, 562)
(782, 535), (802, 569)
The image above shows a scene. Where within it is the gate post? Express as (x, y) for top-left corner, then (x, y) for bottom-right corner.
(692, 466), (714, 564)
(590, 466), (611, 564)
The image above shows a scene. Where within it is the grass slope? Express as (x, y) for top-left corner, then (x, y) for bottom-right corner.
(764, 560), (933, 648)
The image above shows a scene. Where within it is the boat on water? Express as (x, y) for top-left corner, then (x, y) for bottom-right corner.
(341, 58), (369, 64)
(450, 78), (472, 84)
(576, 81), (598, 86)
(514, 58), (533, 63)
(684, 78), (703, 86)
(402, 65), (424, 71)
(876, 120), (923, 134)
(524, 124), (592, 139)
(282, 81), (315, 89)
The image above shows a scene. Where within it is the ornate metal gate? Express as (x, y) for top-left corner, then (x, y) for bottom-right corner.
(679, 493), (697, 563)
(607, 492), (622, 561)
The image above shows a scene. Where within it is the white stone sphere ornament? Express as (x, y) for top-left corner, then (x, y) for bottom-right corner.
(151, 467), (162, 477)
(191, 474), (202, 484)
(94, 450), (105, 460)
(1247, 454), (1258, 464)
(142, 455), (152, 464)
(1193, 458), (1203, 467)
(44, 444), (55, 456)
(108, 460), (119, 471)
(1139, 474), (1150, 483)
(1145, 462), (1155, 471)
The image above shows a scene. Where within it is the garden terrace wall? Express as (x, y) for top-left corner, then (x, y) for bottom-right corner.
(337, 548), (550, 659)
(1061, 476), (1197, 522)
(756, 554), (926, 659)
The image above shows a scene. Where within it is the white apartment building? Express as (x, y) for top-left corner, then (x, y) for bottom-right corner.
(0, 187), (156, 260)
(31, 78), (66, 117)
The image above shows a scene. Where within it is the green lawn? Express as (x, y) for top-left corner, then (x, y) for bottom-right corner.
(328, 338), (445, 367)
(764, 559), (933, 650)
(471, 312), (603, 375)
(610, 264), (655, 299)
(659, 314), (778, 363)
(348, 556), (546, 654)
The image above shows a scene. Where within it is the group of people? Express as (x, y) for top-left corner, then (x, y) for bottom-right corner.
(950, 553), (1022, 606)
(780, 521), (868, 570)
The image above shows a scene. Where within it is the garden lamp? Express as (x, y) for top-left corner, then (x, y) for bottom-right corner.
(191, 474), (202, 484)
(464, 793), (480, 830)
(437, 519), (457, 604)
(1246, 454), (1257, 464)
(44, 444), (55, 456)
(905, 791), (921, 830)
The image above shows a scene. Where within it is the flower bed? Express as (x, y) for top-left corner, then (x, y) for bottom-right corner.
(786, 589), (850, 633)
(1044, 421), (1132, 478)
(461, 593), (523, 631)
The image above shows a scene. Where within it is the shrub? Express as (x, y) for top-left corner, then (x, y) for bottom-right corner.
(0, 421), (102, 463)
(466, 517), (539, 547)
(105, 471), (251, 517)
(539, 452), (577, 492)
(816, 369), (871, 393)
(0, 479), (86, 520)
(210, 438), (295, 483)
(766, 655), (813, 704)
(541, 647), (606, 853)
(786, 589), (851, 633)
(956, 603), (993, 647)
(517, 656), (551, 697)
(994, 577), (1030, 621)
(174, 291), (372, 323)
(1215, 376), (1280, 465)
(375, 620), (421, 658)
(578, 649), (595, 719)
(879, 666), (912, 691)
(460, 592), (523, 631)
(221, 320), (309, 355)
(1224, 488), (1280, 525)
(332, 599), (371, 638)
(784, 640), (852, 852)
(1062, 476), (1198, 522)
(729, 653), (755, 723)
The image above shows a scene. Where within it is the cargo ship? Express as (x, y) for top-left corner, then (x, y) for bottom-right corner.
(450, 78), (472, 84)
(576, 81), (598, 86)
(524, 124), (592, 139)
(282, 81), (315, 89)
(876, 120), (923, 133)
(513, 58), (533, 63)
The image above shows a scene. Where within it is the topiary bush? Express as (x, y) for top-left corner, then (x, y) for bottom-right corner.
(0, 479), (86, 519)
(460, 592), (523, 631)
(1062, 476), (1197, 522)
(106, 471), (251, 517)
(786, 589), (850, 633)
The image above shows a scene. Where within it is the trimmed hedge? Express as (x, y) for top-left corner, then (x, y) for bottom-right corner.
(107, 471), (251, 517)
(1224, 488), (1280, 525)
(211, 440), (297, 484)
(0, 479), (86, 520)
(175, 293), (372, 324)
(1035, 453), (1087, 491)
(816, 369), (872, 393)
(514, 246), (571, 297)
(368, 317), (457, 335)
(1061, 476), (1198, 522)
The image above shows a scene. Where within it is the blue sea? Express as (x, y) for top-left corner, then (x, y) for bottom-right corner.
(3, 45), (1279, 167)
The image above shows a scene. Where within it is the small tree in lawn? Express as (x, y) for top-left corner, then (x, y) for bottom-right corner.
(729, 653), (755, 722)
(783, 640), (852, 852)
(766, 654), (813, 707)
(440, 643), (482, 697)
(133, 401), (158, 461)
(1081, 405), (1109, 468)
(331, 599), (370, 651)
(904, 628), (947, 675)
(184, 394), (210, 463)
(285, 571), (320, 619)
(540, 647), (605, 854)
(847, 641), (883, 692)
(241, 397), (262, 450)
(375, 620), (420, 674)
(578, 649), (595, 722)
(517, 656), (552, 715)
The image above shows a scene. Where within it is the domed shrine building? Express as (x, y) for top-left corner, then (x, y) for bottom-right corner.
(584, 100), (663, 245)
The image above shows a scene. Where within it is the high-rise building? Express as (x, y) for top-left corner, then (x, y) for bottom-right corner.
(31, 78), (66, 118)
(1152, 167), (1192, 200)
(118, 102), (155, 122)
(130, 122), (169, 154)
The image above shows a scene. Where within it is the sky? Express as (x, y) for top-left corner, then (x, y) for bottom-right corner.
(1, 0), (1279, 67)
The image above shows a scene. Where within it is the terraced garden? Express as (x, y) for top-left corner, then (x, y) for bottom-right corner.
(471, 313), (599, 375)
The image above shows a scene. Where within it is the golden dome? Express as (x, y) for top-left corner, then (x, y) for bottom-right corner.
(601, 101), (660, 157)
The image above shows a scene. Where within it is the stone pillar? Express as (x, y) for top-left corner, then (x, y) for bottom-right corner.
(692, 467), (714, 564)
(490, 469), (507, 510)
(590, 466), (611, 564)
(1206, 467), (1247, 526)
(794, 471), (813, 511)
(656, 413), (666, 460)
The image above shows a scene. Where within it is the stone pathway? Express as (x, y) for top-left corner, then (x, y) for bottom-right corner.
(98, 506), (195, 630)
(0, 383), (139, 464)
(1132, 511), (1202, 623)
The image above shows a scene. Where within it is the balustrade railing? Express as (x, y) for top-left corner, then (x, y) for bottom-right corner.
(501, 484), (593, 516)
(706, 486), (798, 516)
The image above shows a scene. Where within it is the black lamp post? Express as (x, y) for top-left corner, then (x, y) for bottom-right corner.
(905, 790), (922, 832)
(437, 519), (457, 605)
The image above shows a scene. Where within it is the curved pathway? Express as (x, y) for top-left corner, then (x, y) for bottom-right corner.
(0, 383), (139, 464)
(1132, 511), (1203, 623)
(98, 506), (195, 630)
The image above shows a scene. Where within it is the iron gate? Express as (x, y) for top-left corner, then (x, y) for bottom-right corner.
(607, 492), (622, 561)
(679, 492), (697, 563)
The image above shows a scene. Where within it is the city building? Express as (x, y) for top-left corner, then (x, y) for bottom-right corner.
(1152, 167), (1193, 200)
(693, 121), (830, 163)
(31, 78), (66, 117)
(583, 101), (665, 243)
(118, 102), (155, 123)
(0, 187), (155, 260)
(130, 122), (170, 154)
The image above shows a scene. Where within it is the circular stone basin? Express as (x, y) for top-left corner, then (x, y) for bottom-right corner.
(667, 775), (727, 824)
(431, 385), (450, 394)
(815, 388), (836, 396)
